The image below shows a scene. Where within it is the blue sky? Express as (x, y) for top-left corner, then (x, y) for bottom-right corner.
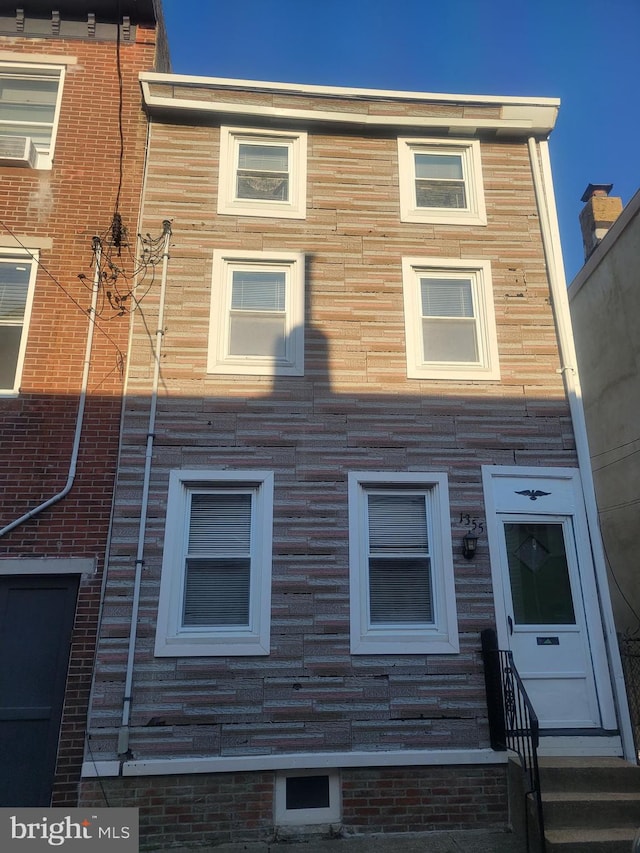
(161, 0), (639, 282)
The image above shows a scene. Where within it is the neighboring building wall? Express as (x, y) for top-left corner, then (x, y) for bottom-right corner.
(569, 188), (640, 636)
(0, 6), (167, 805)
(80, 80), (594, 845)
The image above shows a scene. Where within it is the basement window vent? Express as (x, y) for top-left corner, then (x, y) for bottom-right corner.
(287, 775), (329, 810)
(274, 771), (341, 825)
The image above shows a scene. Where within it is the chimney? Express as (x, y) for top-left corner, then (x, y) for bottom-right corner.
(579, 183), (623, 260)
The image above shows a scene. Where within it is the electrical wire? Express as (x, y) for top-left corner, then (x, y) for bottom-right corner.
(597, 495), (640, 514)
(84, 733), (112, 807)
(592, 444), (640, 472)
(0, 220), (168, 385)
(599, 532), (640, 637)
(0, 219), (124, 360)
(113, 0), (125, 220)
(591, 435), (640, 459)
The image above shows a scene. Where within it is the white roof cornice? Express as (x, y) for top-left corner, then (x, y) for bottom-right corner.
(140, 73), (559, 136)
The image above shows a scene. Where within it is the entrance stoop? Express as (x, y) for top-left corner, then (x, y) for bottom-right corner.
(537, 756), (640, 852)
(538, 733), (624, 757)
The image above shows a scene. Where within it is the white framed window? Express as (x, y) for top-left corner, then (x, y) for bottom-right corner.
(0, 64), (65, 169)
(348, 472), (458, 655)
(274, 770), (341, 826)
(208, 249), (305, 376)
(401, 257), (499, 381)
(0, 249), (38, 394)
(397, 137), (486, 225)
(217, 126), (307, 219)
(154, 470), (274, 657)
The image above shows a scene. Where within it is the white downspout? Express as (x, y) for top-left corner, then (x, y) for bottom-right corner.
(0, 237), (102, 538)
(528, 136), (635, 761)
(118, 219), (172, 757)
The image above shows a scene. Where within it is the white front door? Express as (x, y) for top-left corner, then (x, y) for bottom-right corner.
(497, 514), (600, 728)
(483, 466), (617, 732)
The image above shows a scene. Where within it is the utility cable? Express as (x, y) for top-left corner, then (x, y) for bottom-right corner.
(0, 219), (125, 361)
(600, 533), (640, 636)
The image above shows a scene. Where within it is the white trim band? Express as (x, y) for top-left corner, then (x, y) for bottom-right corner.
(81, 748), (506, 779)
(0, 51), (77, 65)
(0, 557), (96, 574)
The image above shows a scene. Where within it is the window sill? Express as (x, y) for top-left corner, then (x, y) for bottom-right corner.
(350, 633), (460, 656)
(154, 634), (270, 657)
(400, 208), (487, 226)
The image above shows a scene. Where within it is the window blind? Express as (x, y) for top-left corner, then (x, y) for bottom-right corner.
(420, 276), (478, 363)
(420, 277), (474, 318)
(183, 558), (251, 626)
(229, 269), (287, 357)
(367, 493), (433, 624)
(182, 492), (252, 627)
(0, 261), (31, 323)
(231, 270), (286, 311)
(368, 493), (429, 550)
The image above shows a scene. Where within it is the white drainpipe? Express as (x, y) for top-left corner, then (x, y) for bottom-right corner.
(0, 237), (102, 539)
(528, 137), (634, 761)
(118, 220), (172, 757)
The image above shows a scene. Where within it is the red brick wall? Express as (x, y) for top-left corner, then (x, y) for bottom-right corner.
(0, 28), (159, 804)
(80, 765), (508, 848)
(81, 772), (275, 849)
(342, 765), (507, 832)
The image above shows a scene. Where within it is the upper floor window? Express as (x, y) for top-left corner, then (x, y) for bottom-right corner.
(208, 249), (305, 376)
(348, 472), (458, 655)
(155, 470), (274, 657)
(397, 138), (486, 225)
(217, 127), (307, 219)
(0, 250), (37, 394)
(0, 64), (64, 169)
(401, 257), (500, 381)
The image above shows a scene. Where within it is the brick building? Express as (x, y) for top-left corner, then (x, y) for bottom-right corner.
(78, 75), (634, 846)
(0, 1), (168, 806)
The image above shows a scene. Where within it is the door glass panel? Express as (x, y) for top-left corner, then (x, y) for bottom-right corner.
(504, 522), (576, 625)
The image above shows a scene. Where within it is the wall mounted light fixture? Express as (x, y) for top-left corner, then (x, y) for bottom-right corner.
(462, 532), (478, 560)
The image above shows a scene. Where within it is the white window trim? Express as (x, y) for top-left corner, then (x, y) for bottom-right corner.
(348, 471), (458, 655)
(0, 62), (65, 169)
(208, 249), (305, 376)
(397, 137), (486, 225)
(154, 469), (274, 657)
(217, 126), (307, 219)
(401, 256), (500, 381)
(0, 247), (38, 395)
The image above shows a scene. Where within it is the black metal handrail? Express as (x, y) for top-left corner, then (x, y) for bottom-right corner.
(481, 628), (546, 853)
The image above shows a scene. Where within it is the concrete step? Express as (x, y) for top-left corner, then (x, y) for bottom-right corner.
(545, 826), (637, 853)
(541, 789), (640, 830)
(534, 756), (640, 852)
(538, 756), (640, 794)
